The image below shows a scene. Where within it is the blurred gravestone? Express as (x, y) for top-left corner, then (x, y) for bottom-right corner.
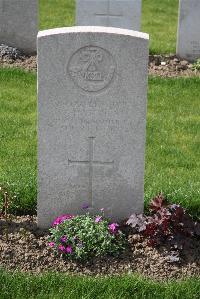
(76, 0), (142, 31)
(37, 27), (149, 228)
(0, 0), (38, 54)
(177, 0), (200, 61)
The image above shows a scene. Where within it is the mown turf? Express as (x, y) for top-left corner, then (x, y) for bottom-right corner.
(0, 269), (199, 299)
(39, 0), (75, 31)
(142, 0), (179, 54)
(39, 0), (179, 54)
(0, 68), (199, 216)
(0, 69), (37, 213)
(145, 77), (200, 217)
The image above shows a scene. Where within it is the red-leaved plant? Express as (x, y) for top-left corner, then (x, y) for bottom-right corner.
(126, 194), (200, 262)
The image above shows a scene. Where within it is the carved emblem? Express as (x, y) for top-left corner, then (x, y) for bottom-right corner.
(68, 46), (115, 92)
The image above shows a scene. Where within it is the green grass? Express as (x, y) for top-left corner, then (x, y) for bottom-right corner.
(145, 77), (200, 217)
(0, 68), (199, 216)
(39, 0), (179, 54)
(39, 0), (75, 31)
(142, 0), (179, 54)
(0, 269), (199, 299)
(0, 69), (37, 213)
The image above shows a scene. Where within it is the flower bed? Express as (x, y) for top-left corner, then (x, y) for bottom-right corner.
(0, 195), (199, 280)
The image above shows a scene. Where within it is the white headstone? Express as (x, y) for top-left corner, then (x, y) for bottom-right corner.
(37, 26), (149, 228)
(76, 0), (142, 31)
(177, 0), (200, 61)
(0, 0), (38, 54)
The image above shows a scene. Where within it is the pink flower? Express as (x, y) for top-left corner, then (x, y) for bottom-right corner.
(108, 223), (119, 234)
(95, 216), (102, 223)
(60, 235), (67, 243)
(52, 214), (74, 227)
(65, 245), (72, 254)
(58, 244), (65, 252)
(48, 241), (55, 248)
(100, 208), (104, 212)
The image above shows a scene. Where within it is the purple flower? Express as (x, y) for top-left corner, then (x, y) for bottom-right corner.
(108, 223), (119, 234)
(48, 241), (55, 248)
(52, 214), (74, 227)
(81, 203), (90, 210)
(100, 208), (104, 212)
(95, 216), (102, 223)
(58, 244), (65, 252)
(60, 235), (67, 243)
(66, 245), (73, 254)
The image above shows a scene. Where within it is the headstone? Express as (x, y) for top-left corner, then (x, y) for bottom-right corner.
(37, 26), (149, 228)
(0, 0), (38, 54)
(76, 0), (142, 31)
(177, 0), (200, 61)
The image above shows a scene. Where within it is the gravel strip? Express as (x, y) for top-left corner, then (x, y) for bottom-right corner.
(149, 54), (200, 77)
(0, 44), (200, 77)
(0, 215), (199, 280)
(0, 44), (36, 72)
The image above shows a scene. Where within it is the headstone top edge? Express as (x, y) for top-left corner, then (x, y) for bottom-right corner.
(37, 26), (149, 40)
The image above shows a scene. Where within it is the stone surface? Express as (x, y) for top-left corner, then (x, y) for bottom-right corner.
(37, 26), (149, 228)
(76, 0), (142, 31)
(0, 0), (38, 54)
(177, 0), (200, 61)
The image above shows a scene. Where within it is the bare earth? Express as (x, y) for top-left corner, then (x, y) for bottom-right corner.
(0, 54), (200, 77)
(0, 215), (199, 280)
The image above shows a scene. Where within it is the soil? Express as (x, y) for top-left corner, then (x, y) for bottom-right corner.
(149, 54), (200, 77)
(0, 54), (200, 77)
(0, 215), (199, 280)
(0, 56), (37, 72)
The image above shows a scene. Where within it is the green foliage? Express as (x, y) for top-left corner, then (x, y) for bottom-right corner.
(39, 0), (75, 30)
(192, 59), (200, 71)
(145, 77), (200, 217)
(0, 268), (200, 299)
(142, 0), (179, 54)
(49, 214), (126, 261)
(0, 68), (37, 214)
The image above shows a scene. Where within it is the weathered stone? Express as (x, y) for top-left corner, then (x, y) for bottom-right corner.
(177, 0), (200, 61)
(0, 0), (38, 54)
(76, 0), (142, 31)
(37, 27), (149, 228)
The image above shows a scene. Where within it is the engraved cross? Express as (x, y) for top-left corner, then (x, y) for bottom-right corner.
(68, 137), (114, 207)
(95, 0), (123, 26)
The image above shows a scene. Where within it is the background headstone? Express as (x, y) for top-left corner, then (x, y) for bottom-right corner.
(177, 0), (200, 61)
(37, 27), (149, 228)
(0, 0), (38, 54)
(76, 0), (142, 31)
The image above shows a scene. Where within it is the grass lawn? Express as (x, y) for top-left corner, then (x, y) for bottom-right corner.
(0, 69), (37, 213)
(0, 269), (200, 299)
(0, 1), (199, 296)
(39, 0), (179, 54)
(0, 68), (199, 217)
